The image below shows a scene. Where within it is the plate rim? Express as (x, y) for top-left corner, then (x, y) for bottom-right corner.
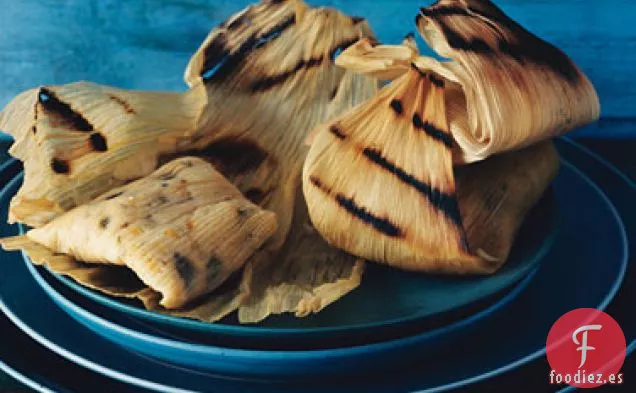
(48, 255), (546, 337)
(0, 300), (192, 393)
(27, 257), (541, 359)
(412, 141), (630, 393)
(43, 203), (555, 336)
(9, 148), (628, 359)
(22, 154), (626, 362)
(0, 360), (57, 393)
(0, 137), (631, 392)
(0, 174), (192, 393)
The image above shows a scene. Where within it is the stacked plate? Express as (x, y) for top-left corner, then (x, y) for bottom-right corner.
(0, 137), (633, 392)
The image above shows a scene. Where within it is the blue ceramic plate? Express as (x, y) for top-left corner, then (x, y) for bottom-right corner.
(2, 301), (634, 393)
(43, 254), (540, 350)
(29, 244), (538, 377)
(0, 313), (138, 393)
(0, 132), (12, 144)
(23, 156), (622, 377)
(45, 191), (556, 348)
(0, 138), (630, 391)
(0, 157), (20, 185)
(0, 173), (534, 390)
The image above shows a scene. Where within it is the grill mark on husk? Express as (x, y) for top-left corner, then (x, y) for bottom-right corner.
(309, 175), (403, 238)
(38, 88), (93, 132)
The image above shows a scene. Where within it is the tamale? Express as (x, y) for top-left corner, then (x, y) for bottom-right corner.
(180, 0), (378, 251)
(1, 157), (277, 309)
(303, 0), (596, 272)
(0, 83), (206, 227)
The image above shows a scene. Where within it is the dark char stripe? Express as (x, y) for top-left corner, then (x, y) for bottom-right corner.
(174, 252), (196, 289)
(99, 217), (110, 229)
(329, 124), (347, 140)
(362, 147), (463, 228)
(390, 99), (404, 115)
(89, 133), (108, 152)
(410, 62), (425, 76)
(309, 175), (327, 190)
(410, 63), (446, 88)
(38, 88), (93, 132)
(33, 101), (39, 134)
(200, 34), (229, 80)
(329, 84), (339, 100)
(367, 37), (380, 47)
(419, 5), (470, 18)
(206, 257), (222, 282)
(421, 2), (521, 23)
(437, 23), (492, 53)
(51, 158), (70, 174)
(412, 114), (453, 148)
(201, 15), (296, 82)
(309, 175), (402, 238)
(161, 138), (269, 178)
(108, 94), (136, 114)
(427, 73), (445, 88)
(335, 194), (402, 238)
(104, 191), (124, 200)
(251, 56), (323, 92)
(351, 16), (366, 25)
(416, 11), (491, 55)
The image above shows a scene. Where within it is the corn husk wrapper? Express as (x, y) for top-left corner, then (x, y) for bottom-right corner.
(185, 0), (372, 322)
(180, 0), (377, 252)
(171, 0), (375, 321)
(1, 0), (376, 249)
(336, 0), (600, 164)
(0, 82), (206, 227)
(0, 187), (364, 324)
(1, 235), (249, 323)
(416, 0), (600, 163)
(0, 0), (375, 323)
(1, 157), (277, 309)
(454, 141), (559, 267)
(304, 91), (559, 274)
(0, 0), (377, 239)
(1, 140), (554, 322)
(303, 0), (597, 273)
(238, 188), (364, 323)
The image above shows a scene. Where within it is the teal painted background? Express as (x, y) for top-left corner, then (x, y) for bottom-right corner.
(0, 0), (634, 135)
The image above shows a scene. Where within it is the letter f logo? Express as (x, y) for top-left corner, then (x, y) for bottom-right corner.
(572, 325), (602, 368)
